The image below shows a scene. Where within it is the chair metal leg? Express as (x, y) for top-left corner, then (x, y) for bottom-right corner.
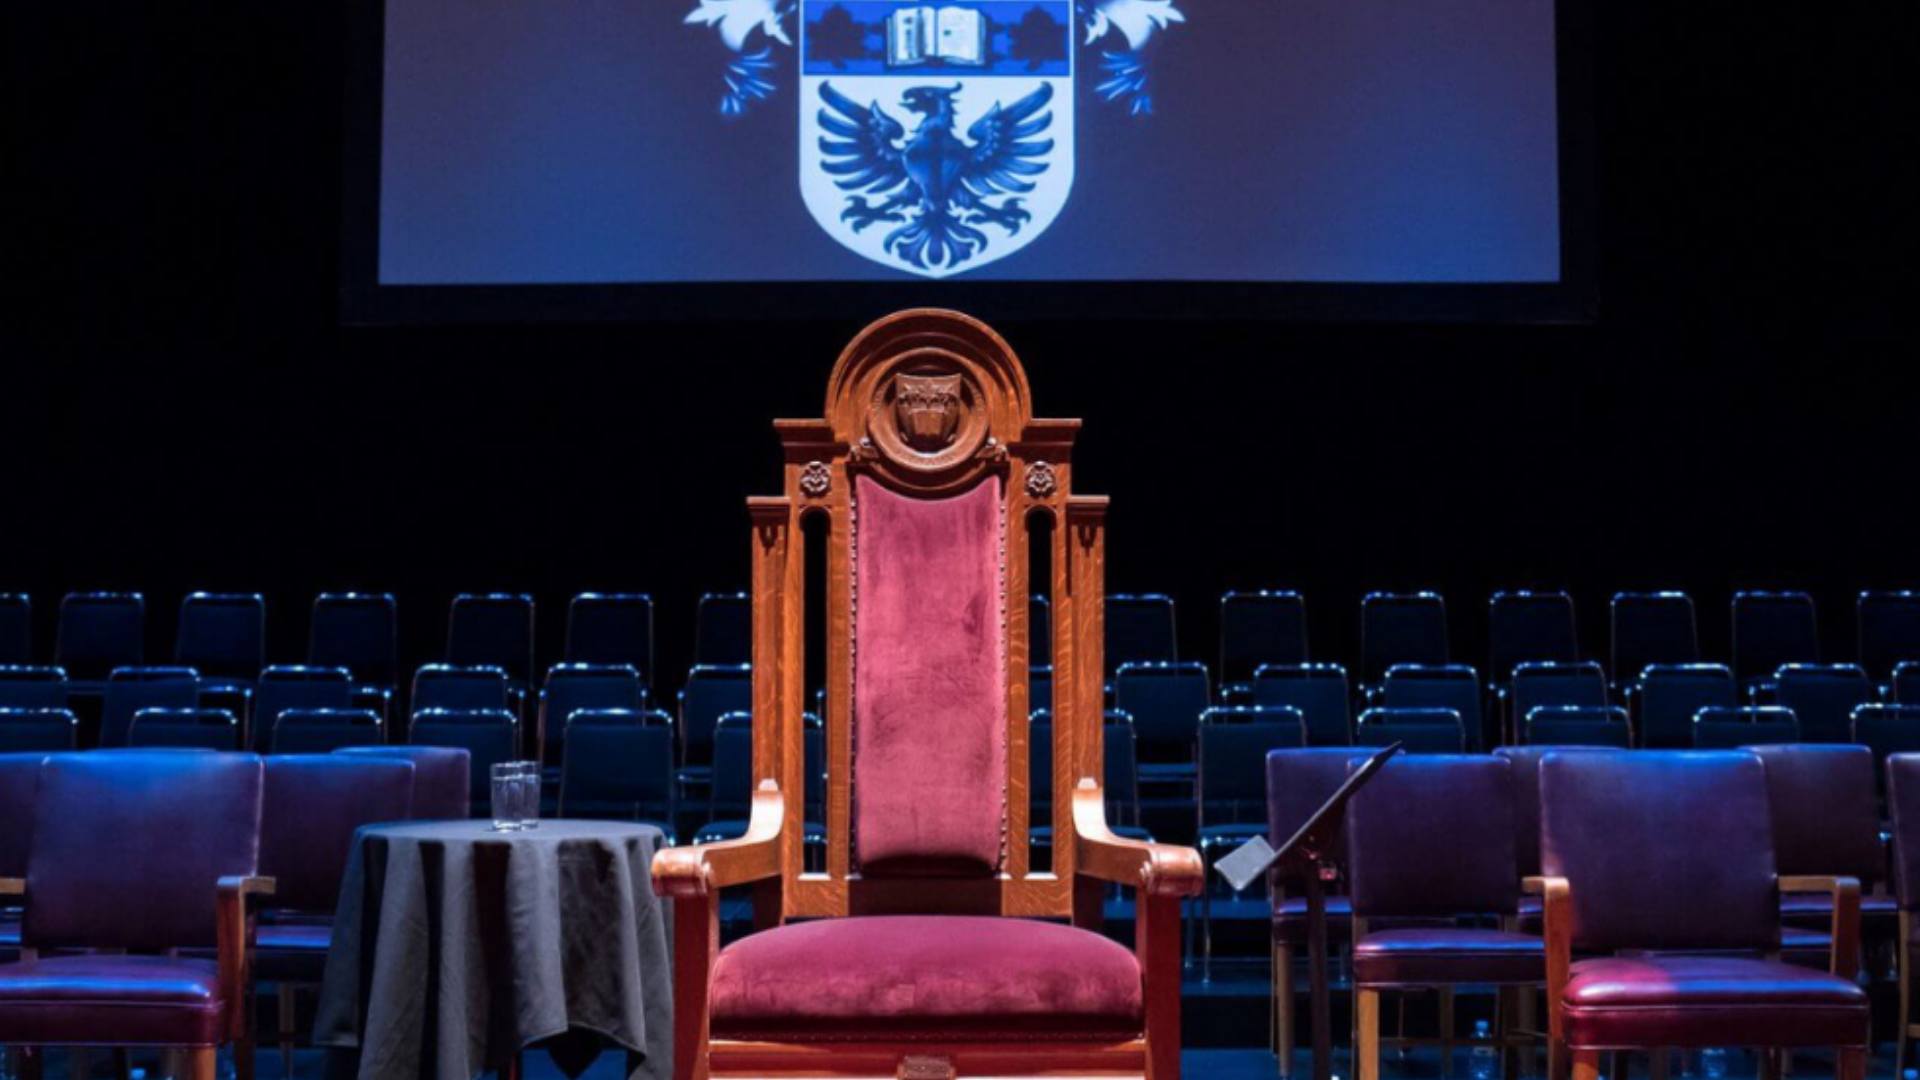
(1202, 886), (1214, 982)
(188, 1047), (218, 1080)
(280, 983), (299, 1079)
(1275, 941), (1295, 1078)
(1901, 932), (1913, 1080)
(1438, 987), (1456, 1079)
(1356, 989), (1382, 1080)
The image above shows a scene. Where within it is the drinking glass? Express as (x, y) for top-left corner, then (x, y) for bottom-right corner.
(491, 763), (523, 831)
(514, 761), (541, 829)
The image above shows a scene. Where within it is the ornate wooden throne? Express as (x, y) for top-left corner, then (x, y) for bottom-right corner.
(652, 310), (1202, 1079)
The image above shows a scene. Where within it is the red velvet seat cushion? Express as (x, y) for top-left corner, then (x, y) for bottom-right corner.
(0, 956), (229, 1046)
(1562, 956), (1869, 1048)
(1354, 929), (1544, 987)
(709, 916), (1143, 1042)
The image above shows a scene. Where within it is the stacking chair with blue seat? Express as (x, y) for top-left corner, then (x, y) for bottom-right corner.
(696, 713), (828, 872)
(1029, 710), (1149, 843)
(1111, 661), (1211, 788)
(1635, 663), (1738, 749)
(1487, 590), (1580, 691)
(409, 708), (518, 816)
(129, 707), (242, 750)
(252, 666), (354, 751)
(693, 592), (753, 665)
(558, 708), (676, 833)
(1507, 661), (1611, 745)
(1860, 592), (1920, 690)
(1774, 663), (1876, 743)
(1028, 666), (1053, 716)
(174, 593), (266, 696)
(537, 663), (646, 766)
(0, 668), (67, 712)
(1525, 705), (1633, 748)
(253, 753), (416, 1076)
(1195, 705), (1306, 973)
(1732, 590), (1821, 696)
(564, 593), (655, 685)
(0, 596), (28, 666)
(1350, 754), (1543, 1080)
(1852, 705), (1920, 784)
(0, 751), (273, 1080)
(409, 664), (512, 741)
(677, 663), (752, 793)
(1609, 591), (1700, 693)
(1359, 592), (1449, 694)
(0, 709), (78, 753)
(99, 666), (200, 747)
(1901, 663), (1920, 706)
(307, 593), (398, 717)
(270, 708), (385, 754)
(445, 593), (536, 703)
(1219, 591), (1309, 701)
(1382, 664), (1486, 750)
(1251, 663), (1352, 746)
(1693, 704), (1800, 749)
(1030, 595), (1052, 667)
(54, 592), (145, 693)
(1355, 707), (1465, 753)
(1107, 594), (1179, 677)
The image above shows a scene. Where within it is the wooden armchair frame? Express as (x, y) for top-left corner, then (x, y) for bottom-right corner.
(653, 310), (1202, 1080)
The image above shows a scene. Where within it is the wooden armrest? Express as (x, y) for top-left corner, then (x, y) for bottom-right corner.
(652, 781), (785, 899)
(0, 877), (23, 898)
(1072, 781), (1204, 898)
(1524, 876), (1572, 1042)
(1779, 874), (1861, 978)
(216, 875), (275, 1041)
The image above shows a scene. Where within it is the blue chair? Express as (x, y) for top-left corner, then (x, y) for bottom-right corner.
(446, 593), (535, 696)
(1030, 714), (1149, 865)
(309, 592), (399, 714)
(1030, 595), (1052, 668)
(1382, 663), (1485, 750)
(253, 665), (354, 751)
(100, 666), (200, 748)
(677, 663), (752, 790)
(270, 708), (385, 754)
(697, 712), (827, 871)
(0, 707), (78, 752)
(1900, 663), (1920, 706)
(1107, 594), (1179, 675)
(538, 663), (645, 765)
(565, 593), (655, 684)
(1111, 661), (1211, 785)
(1732, 591), (1820, 694)
(1355, 706), (1464, 753)
(1508, 661), (1610, 743)
(1852, 705), (1920, 783)
(694, 592), (753, 665)
(1693, 704), (1800, 749)
(1610, 591), (1700, 691)
(174, 592), (266, 694)
(1219, 591), (1309, 700)
(411, 663), (511, 715)
(55, 592), (145, 690)
(1251, 663), (1352, 746)
(1196, 706), (1307, 973)
(1860, 592), (1920, 687)
(410, 707), (519, 816)
(1488, 590), (1579, 687)
(0, 666), (68, 712)
(1029, 666), (1053, 717)
(1524, 704), (1633, 748)
(558, 708), (676, 834)
(1774, 663), (1875, 743)
(128, 706), (241, 750)
(0, 595), (28, 666)
(1636, 663), (1738, 749)
(1359, 592), (1449, 691)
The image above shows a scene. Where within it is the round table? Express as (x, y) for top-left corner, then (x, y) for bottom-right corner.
(312, 820), (672, 1080)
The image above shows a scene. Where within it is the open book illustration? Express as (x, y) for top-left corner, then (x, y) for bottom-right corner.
(887, 6), (988, 67)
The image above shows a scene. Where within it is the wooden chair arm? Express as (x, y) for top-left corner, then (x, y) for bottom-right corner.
(0, 877), (22, 898)
(1072, 781), (1204, 898)
(652, 781), (786, 899)
(1779, 874), (1861, 978)
(1524, 876), (1571, 1043)
(217, 875), (275, 1041)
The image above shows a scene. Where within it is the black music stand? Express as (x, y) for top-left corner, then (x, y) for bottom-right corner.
(1214, 743), (1402, 1080)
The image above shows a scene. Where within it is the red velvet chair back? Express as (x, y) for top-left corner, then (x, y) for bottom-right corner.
(1347, 755), (1520, 919)
(1540, 750), (1779, 953)
(261, 755), (415, 912)
(23, 751), (263, 951)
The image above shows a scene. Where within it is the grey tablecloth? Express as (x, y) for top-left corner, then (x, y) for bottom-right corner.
(312, 820), (672, 1080)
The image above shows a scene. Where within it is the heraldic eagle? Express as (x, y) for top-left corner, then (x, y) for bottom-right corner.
(818, 81), (1055, 271)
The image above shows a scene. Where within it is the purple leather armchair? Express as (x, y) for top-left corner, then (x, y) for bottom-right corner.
(333, 744), (471, 821)
(1749, 744), (1893, 967)
(1537, 751), (1869, 1080)
(0, 751), (272, 1080)
(1885, 753), (1920, 1075)
(256, 754), (415, 1075)
(1347, 754), (1543, 1080)
(0, 753), (46, 959)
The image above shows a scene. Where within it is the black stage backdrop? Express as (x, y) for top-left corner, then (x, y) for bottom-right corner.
(1, 5), (1907, 695)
